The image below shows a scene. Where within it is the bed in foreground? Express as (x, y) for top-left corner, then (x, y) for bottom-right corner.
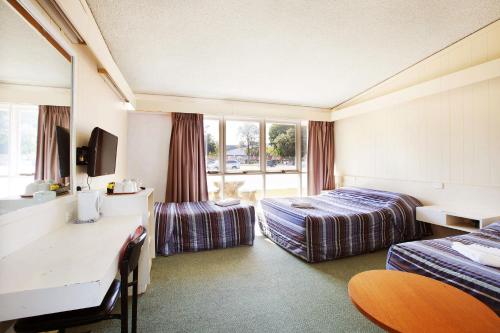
(154, 201), (255, 256)
(387, 222), (500, 313)
(259, 187), (430, 263)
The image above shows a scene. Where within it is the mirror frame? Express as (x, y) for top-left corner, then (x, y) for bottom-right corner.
(3, 0), (77, 205)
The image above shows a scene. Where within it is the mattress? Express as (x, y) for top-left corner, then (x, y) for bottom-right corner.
(259, 187), (430, 262)
(154, 201), (255, 256)
(387, 222), (500, 313)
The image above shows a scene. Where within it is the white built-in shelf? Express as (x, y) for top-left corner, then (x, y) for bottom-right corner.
(416, 206), (500, 233)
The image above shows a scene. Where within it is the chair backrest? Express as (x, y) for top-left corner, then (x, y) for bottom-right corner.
(120, 227), (147, 276)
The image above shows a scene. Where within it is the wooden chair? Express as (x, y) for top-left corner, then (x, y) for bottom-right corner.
(14, 227), (147, 333)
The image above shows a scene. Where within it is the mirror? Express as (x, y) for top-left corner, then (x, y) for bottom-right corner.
(0, 1), (72, 215)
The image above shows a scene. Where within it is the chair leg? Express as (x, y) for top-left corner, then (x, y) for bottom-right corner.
(121, 280), (128, 333)
(132, 268), (139, 333)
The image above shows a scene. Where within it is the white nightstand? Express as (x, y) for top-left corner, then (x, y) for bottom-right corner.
(416, 206), (500, 232)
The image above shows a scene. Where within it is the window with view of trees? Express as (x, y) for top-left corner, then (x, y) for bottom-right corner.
(266, 122), (296, 172)
(204, 117), (308, 204)
(225, 120), (260, 172)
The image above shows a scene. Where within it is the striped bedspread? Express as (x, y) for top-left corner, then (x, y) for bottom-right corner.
(154, 201), (255, 256)
(259, 187), (430, 263)
(387, 222), (500, 313)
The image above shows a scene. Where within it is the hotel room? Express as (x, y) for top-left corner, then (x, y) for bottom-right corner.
(0, 0), (499, 332)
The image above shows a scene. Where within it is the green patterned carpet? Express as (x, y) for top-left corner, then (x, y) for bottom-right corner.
(75, 234), (385, 333)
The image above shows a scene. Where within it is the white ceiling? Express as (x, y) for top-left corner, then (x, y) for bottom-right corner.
(0, 1), (71, 88)
(86, 0), (500, 108)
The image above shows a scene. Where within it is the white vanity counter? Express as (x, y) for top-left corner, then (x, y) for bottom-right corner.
(0, 198), (37, 215)
(0, 215), (141, 321)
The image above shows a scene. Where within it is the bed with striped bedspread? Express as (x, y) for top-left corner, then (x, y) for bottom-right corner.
(259, 187), (430, 263)
(154, 201), (255, 256)
(387, 222), (500, 313)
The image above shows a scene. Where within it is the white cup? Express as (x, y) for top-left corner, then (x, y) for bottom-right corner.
(38, 182), (50, 191)
(33, 190), (56, 203)
(114, 182), (124, 193)
(123, 180), (137, 193)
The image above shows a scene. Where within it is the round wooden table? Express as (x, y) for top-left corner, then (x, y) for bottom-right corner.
(348, 270), (499, 333)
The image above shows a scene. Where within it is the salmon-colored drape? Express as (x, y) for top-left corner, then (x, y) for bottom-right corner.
(35, 105), (70, 183)
(165, 113), (208, 203)
(307, 121), (334, 195)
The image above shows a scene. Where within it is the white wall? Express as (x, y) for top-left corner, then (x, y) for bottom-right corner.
(334, 21), (500, 212)
(127, 112), (171, 202)
(73, 45), (129, 190)
(0, 83), (71, 106)
(136, 94), (331, 121)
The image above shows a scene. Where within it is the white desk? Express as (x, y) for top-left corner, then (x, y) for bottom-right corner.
(0, 215), (141, 321)
(101, 188), (155, 294)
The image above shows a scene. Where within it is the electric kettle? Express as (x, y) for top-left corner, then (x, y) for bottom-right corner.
(77, 190), (102, 222)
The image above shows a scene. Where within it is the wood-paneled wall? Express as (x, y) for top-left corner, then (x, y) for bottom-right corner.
(337, 20), (500, 108)
(334, 20), (500, 210)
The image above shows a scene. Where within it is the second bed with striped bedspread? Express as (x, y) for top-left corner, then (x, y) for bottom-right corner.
(259, 187), (430, 263)
(387, 222), (500, 313)
(155, 201), (255, 256)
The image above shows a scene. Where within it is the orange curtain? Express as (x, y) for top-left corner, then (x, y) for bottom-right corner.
(35, 105), (70, 183)
(165, 113), (208, 203)
(307, 121), (334, 195)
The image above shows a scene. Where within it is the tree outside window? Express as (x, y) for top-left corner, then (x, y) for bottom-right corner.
(266, 123), (296, 171)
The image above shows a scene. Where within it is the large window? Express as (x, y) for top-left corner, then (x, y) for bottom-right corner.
(0, 103), (39, 198)
(205, 117), (308, 204)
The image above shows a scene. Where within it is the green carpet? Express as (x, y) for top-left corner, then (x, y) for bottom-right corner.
(77, 235), (386, 332)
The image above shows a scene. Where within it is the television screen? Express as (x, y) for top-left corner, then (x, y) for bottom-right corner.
(87, 127), (118, 177)
(56, 126), (70, 178)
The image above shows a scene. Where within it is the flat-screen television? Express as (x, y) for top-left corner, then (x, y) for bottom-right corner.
(56, 126), (70, 178)
(87, 127), (118, 177)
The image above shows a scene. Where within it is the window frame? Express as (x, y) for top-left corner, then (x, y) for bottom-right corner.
(264, 120), (301, 174)
(204, 116), (308, 198)
(223, 117), (263, 175)
(204, 117), (222, 175)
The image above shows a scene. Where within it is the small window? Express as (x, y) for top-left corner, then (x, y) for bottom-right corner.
(225, 120), (260, 172)
(204, 118), (220, 173)
(223, 174), (263, 204)
(266, 122), (297, 172)
(265, 173), (300, 197)
(301, 121), (307, 172)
